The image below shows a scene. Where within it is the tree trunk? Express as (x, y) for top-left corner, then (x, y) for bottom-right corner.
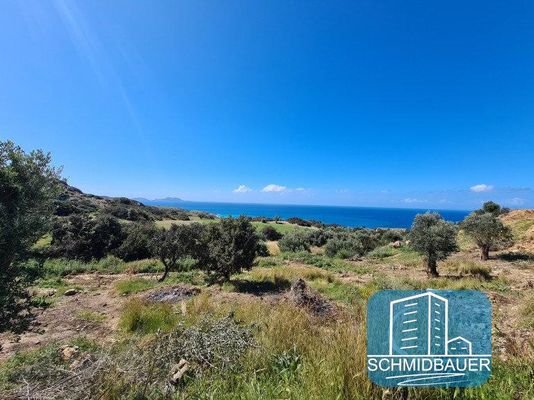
(480, 246), (490, 261)
(159, 262), (170, 282)
(426, 257), (439, 277)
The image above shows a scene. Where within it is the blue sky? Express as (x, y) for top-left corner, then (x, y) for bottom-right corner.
(1, 1), (533, 210)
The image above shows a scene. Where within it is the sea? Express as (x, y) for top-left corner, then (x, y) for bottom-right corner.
(143, 201), (470, 229)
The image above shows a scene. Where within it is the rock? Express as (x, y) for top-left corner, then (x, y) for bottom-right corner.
(170, 359), (189, 385)
(289, 279), (334, 318)
(70, 354), (94, 370)
(145, 285), (200, 303)
(391, 240), (402, 248)
(60, 345), (79, 361)
(64, 288), (78, 296)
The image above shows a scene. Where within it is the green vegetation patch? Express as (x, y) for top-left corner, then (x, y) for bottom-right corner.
(77, 310), (106, 322)
(114, 278), (158, 295)
(119, 299), (179, 334)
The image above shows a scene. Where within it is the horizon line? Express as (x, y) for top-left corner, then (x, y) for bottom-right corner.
(139, 198), (476, 213)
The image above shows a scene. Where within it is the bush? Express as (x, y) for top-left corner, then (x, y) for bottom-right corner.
(367, 245), (396, 259)
(105, 202), (153, 221)
(51, 214), (125, 261)
(286, 217), (312, 227)
(261, 226), (283, 241)
(305, 229), (332, 247)
(151, 223), (206, 281)
(278, 231), (312, 252)
(114, 222), (158, 261)
(203, 217), (262, 282)
(324, 237), (363, 259)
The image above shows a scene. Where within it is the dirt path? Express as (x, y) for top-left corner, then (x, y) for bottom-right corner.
(0, 274), (126, 361)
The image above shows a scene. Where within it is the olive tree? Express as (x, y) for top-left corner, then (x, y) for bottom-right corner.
(0, 141), (61, 330)
(462, 211), (513, 261)
(151, 223), (206, 281)
(409, 213), (458, 277)
(203, 217), (261, 282)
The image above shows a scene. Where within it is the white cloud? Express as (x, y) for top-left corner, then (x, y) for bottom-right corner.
(262, 184), (287, 193)
(233, 185), (252, 193)
(295, 187), (306, 192)
(470, 184), (494, 193)
(403, 198), (427, 204)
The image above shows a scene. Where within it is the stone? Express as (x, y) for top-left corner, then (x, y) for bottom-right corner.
(61, 345), (79, 361)
(64, 288), (78, 296)
(170, 359), (189, 385)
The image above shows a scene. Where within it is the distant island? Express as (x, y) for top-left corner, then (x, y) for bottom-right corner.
(133, 197), (185, 204)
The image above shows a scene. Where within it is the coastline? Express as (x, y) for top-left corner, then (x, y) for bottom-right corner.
(141, 200), (471, 229)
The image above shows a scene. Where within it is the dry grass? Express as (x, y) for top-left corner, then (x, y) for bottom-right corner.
(119, 298), (179, 334)
(443, 258), (492, 280)
(246, 264), (336, 284)
(520, 292), (534, 328)
(265, 241), (281, 256)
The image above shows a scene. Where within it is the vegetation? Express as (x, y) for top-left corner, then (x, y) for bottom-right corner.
(151, 223), (206, 281)
(202, 217), (262, 282)
(462, 203), (513, 260)
(114, 222), (158, 261)
(51, 214), (124, 261)
(408, 213), (458, 277)
(261, 225), (283, 241)
(2, 142), (533, 399)
(278, 230), (313, 252)
(0, 141), (61, 331)
(119, 299), (179, 334)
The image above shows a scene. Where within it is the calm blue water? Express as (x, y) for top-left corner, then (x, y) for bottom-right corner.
(145, 201), (470, 229)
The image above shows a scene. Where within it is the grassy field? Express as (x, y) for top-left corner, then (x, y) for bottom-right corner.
(155, 218), (312, 235)
(1, 214), (533, 399)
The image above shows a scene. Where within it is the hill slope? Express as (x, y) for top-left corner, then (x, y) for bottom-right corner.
(54, 180), (207, 222)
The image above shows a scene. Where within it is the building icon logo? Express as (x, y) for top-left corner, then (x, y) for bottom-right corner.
(367, 290), (491, 387)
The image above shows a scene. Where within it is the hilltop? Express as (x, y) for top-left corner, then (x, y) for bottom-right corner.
(53, 180), (210, 222)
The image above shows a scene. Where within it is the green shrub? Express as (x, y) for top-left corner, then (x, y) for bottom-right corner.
(278, 231), (312, 252)
(324, 237), (363, 259)
(261, 226), (283, 241)
(203, 217), (262, 282)
(367, 245), (396, 259)
(114, 222), (158, 261)
(51, 214), (125, 261)
(151, 223), (207, 281)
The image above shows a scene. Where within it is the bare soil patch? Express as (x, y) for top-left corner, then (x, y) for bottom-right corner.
(0, 274), (124, 361)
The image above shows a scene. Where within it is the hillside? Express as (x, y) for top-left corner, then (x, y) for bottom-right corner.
(54, 180), (211, 222)
(501, 209), (534, 252)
